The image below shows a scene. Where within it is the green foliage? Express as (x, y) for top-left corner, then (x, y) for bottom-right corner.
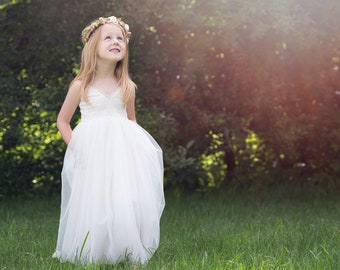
(164, 140), (198, 190)
(198, 132), (227, 188)
(1, 0), (340, 196)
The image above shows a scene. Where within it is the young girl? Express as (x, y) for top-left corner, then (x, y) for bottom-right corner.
(53, 16), (165, 265)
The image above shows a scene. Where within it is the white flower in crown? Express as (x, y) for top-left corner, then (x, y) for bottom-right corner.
(108, 16), (117, 23)
(107, 16), (129, 34)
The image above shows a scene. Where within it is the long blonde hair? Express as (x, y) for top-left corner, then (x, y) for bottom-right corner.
(71, 23), (136, 105)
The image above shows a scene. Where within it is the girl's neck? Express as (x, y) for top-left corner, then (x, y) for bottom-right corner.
(92, 62), (119, 91)
(96, 60), (117, 79)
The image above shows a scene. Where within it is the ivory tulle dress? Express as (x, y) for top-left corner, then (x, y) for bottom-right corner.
(53, 87), (165, 264)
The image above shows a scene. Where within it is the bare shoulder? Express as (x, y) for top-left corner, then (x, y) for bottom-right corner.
(69, 80), (82, 94)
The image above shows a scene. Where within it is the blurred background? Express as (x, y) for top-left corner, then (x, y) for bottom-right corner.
(1, 0), (339, 197)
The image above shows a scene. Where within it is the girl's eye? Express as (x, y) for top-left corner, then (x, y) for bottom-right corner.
(117, 36), (123, 41)
(105, 36), (111, 40)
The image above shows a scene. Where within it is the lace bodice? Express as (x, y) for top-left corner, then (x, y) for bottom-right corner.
(79, 87), (127, 121)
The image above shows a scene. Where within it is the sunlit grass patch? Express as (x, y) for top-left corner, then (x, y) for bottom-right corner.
(1, 189), (340, 269)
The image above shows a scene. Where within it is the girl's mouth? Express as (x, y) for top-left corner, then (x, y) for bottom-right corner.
(110, 48), (120, 53)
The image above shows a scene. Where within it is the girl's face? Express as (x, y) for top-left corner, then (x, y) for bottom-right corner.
(97, 24), (126, 63)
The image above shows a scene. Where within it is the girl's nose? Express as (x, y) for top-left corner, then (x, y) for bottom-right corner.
(112, 38), (119, 45)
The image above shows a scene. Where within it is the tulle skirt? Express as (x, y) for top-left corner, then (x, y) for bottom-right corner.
(53, 116), (165, 264)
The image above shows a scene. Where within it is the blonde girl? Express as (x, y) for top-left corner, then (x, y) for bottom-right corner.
(53, 16), (165, 266)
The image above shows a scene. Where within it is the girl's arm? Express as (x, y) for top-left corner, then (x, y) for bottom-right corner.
(126, 92), (136, 122)
(57, 81), (81, 144)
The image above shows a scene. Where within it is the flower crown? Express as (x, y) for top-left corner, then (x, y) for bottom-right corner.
(81, 16), (131, 44)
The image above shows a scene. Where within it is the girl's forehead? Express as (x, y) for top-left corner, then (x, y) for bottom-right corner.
(101, 23), (123, 34)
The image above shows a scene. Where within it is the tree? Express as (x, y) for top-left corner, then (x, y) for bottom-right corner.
(1, 0), (340, 196)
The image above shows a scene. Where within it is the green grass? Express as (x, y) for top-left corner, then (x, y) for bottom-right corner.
(1, 189), (340, 269)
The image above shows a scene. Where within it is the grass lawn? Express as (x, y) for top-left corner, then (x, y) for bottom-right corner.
(1, 188), (339, 269)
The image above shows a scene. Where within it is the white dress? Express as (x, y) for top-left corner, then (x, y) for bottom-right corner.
(53, 87), (165, 265)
